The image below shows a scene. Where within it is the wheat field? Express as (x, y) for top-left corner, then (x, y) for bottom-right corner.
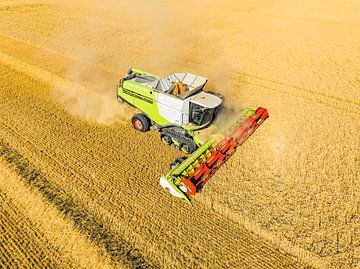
(0, 0), (359, 268)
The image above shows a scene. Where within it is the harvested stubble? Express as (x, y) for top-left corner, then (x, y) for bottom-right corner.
(0, 0), (359, 268)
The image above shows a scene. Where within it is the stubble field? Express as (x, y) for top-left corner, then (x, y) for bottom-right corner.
(0, 0), (359, 268)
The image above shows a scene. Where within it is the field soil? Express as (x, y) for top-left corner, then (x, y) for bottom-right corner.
(0, 0), (359, 268)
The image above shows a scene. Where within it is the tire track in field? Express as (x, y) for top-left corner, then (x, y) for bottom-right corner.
(0, 96), (198, 268)
(0, 160), (120, 269)
(0, 2), (359, 109)
(0, 34), (330, 268)
(238, 75), (360, 114)
(0, 127), (310, 269)
(0, 140), (157, 269)
(0, 94), (272, 267)
(0, 5), (352, 266)
(0, 36), (356, 125)
(0, 26), (346, 267)
(0, 31), (358, 116)
(0, 70), (198, 269)
(0, 79), (328, 269)
(0, 59), (320, 266)
(242, 79), (360, 116)
(196, 196), (328, 269)
(0, 191), (65, 268)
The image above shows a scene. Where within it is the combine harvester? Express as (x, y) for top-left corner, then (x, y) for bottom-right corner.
(117, 68), (269, 204)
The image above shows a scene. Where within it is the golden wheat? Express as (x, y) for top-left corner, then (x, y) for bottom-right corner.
(0, 0), (359, 268)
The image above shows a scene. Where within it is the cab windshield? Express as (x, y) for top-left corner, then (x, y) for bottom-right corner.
(190, 102), (216, 126)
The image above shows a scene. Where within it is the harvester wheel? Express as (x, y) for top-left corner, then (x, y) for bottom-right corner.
(161, 134), (172, 145)
(160, 128), (197, 153)
(170, 143), (180, 150)
(131, 114), (150, 132)
(181, 140), (196, 154)
(181, 144), (191, 154)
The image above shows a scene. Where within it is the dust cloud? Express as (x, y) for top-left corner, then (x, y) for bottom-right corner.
(48, 1), (133, 125)
(48, 0), (244, 125)
(59, 48), (130, 124)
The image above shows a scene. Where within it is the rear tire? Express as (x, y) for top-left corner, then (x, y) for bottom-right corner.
(180, 140), (197, 154)
(131, 114), (150, 132)
(161, 134), (172, 145)
(160, 129), (197, 153)
(181, 144), (191, 154)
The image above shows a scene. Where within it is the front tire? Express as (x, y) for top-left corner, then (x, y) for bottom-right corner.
(180, 140), (197, 154)
(131, 114), (150, 132)
(161, 134), (172, 145)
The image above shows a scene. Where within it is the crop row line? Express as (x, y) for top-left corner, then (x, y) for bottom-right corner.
(0, 81), (200, 266)
(0, 139), (156, 269)
(0, 111), (206, 268)
(0, 191), (59, 268)
(0, 31), (357, 115)
(0, 101), (306, 264)
(0, 46), (324, 266)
